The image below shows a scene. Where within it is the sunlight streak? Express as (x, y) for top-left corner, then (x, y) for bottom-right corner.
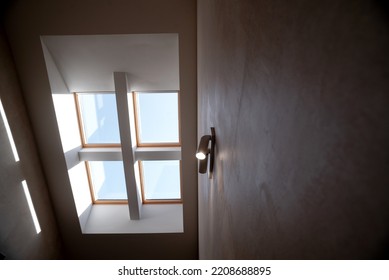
(0, 99), (20, 162)
(22, 180), (41, 234)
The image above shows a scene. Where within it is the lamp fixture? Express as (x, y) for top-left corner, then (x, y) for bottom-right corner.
(196, 127), (216, 175)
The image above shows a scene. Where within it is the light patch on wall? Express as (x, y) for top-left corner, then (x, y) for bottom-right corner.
(52, 94), (82, 152)
(21, 180), (41, 234)
(0, 99), (20, 162)
(68, 163), (92, 215)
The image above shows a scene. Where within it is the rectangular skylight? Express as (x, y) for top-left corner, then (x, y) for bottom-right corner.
(77, 93), (120, 145)
(87, 161), (127, 201)
(135, 92), (179, 145)
(141, 160), (181, 201)
(75, 90), (183, 206)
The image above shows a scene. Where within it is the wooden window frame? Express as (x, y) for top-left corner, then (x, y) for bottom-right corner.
(138, 160), (183, 204)
(74, 92), (121, 148)
(85, 161), (128, 205)
(75, 91), (182, 205)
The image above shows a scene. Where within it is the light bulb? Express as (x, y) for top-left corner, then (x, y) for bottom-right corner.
(196, 152), (206, 160)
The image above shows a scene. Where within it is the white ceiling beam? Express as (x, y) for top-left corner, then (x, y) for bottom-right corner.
(78, 147), (181, 161)
(135, 147), (181, 161)
(78, 147), (122, 161)
(114, 72), (142, 220)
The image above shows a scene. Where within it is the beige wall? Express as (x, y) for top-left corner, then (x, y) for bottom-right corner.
(198, 0), (389, 259)
(4, 0), (197, 259)
(0, 26), (63, 259)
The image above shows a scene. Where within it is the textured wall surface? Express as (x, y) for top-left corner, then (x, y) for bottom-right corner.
(198, 0), (389, 259)
(0, 27), (63, 259)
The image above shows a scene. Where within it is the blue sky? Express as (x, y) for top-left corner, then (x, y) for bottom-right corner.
(137, 92), (179, 143)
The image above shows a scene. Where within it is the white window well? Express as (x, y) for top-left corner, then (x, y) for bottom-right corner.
(43, 34), (183, 234)
(54, 87), (183, 233)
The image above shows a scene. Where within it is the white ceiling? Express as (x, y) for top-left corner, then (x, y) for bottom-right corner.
(41, 34), (179, 93)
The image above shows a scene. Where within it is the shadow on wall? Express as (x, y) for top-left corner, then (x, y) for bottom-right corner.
(201, 144), (236, 259)
(377, 236), (389, 259)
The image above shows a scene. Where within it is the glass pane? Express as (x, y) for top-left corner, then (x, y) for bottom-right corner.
(136, 92), (179, 144)
(88, 161), (127, 200)
(142, 160), (181, 200)
(78, 93), (120, 144)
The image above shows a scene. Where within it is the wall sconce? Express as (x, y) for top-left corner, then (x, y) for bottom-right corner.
(196, 127), (216, 175)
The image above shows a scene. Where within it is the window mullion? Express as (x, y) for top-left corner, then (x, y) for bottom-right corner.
(114, 72), (141, 220)
(78, 147), (122, 161)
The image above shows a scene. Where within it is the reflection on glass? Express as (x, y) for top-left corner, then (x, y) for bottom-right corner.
(137, 92), (179, 144)
(142, 160), (181, 200)
(88, 161), (127, 200)
(78, 93), (120, 144)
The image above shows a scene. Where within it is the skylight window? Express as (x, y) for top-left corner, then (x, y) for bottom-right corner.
(74, 91), (182, 205)
(134, 92), (180, 146)
(76, 93), (120, 145)
(87, 161), (127, 202)
(140, 160), (181, 203)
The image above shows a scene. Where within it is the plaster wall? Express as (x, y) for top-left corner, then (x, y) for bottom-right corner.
(198, 0), (389, 259)
(0, 27), (62, 259)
